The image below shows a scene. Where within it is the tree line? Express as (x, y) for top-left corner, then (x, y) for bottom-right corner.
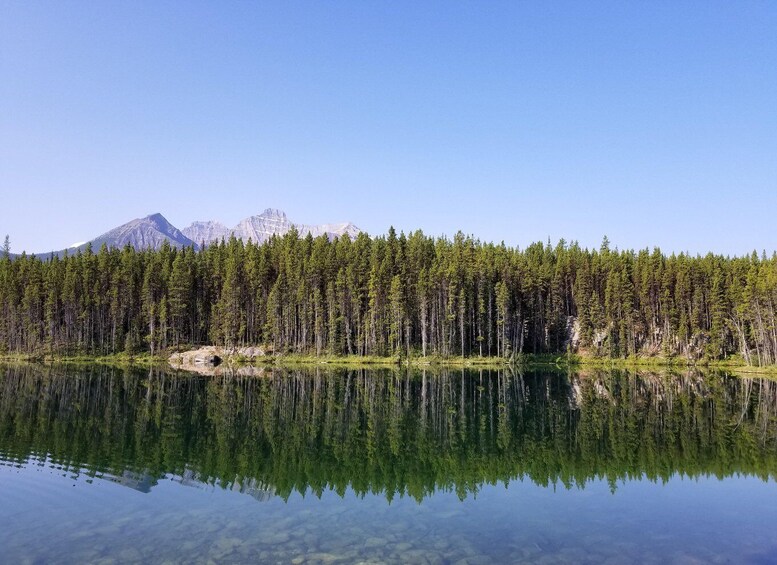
(1, 229), (777, 364)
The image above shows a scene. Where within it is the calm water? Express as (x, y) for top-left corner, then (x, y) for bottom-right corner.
(1, 364), (777, 564)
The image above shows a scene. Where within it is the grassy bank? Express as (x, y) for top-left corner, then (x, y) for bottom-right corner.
(243, 352), (777, 376)
(251, 353), (512, 368)
(4, 349), (777, 377)
(0, 351), (167, 368)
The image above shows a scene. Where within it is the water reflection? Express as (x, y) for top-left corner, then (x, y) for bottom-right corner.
(1, 364), (775, 502)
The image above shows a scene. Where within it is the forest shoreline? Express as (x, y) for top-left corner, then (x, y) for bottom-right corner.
(4, 232), (777, 369)
(3, 350), (777, 377)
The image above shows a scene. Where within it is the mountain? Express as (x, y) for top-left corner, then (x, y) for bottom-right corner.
(74, 213), (196, 253)
(304, 221), (361, 241)
(23, 213), (196, 258)
(182, 208), (361, 246)
(15, 209), (359, 258)
(230, 208), (295, 244)
(180, 220), (231, 246)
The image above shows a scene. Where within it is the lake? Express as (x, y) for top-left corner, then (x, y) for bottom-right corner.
(1, 364), (776, 564)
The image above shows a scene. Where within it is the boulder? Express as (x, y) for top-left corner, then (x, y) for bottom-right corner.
(194, 353), (221, 366)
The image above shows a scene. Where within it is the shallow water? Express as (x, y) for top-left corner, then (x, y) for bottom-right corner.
(1, 364), (776, 564)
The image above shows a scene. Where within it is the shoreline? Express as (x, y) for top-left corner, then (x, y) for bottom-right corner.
(2, 351), (777, 377)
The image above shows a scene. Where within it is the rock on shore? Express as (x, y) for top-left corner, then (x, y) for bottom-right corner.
(169, 346), (268, 375)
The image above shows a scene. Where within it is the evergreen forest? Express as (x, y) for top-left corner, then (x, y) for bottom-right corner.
(2, 229), (777, 365)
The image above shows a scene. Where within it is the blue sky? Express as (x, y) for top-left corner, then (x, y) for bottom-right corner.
(1, 1), (776, 255)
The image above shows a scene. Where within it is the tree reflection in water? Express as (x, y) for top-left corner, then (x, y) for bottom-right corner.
(0, 364), (775, 502)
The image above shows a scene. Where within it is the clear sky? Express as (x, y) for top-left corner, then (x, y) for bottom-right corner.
(1, 1), (776, 256)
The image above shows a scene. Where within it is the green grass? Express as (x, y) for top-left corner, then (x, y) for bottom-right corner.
(0, 351), (167, 368)
(6, 348), (777, 377)
(243, 353), (511, 368)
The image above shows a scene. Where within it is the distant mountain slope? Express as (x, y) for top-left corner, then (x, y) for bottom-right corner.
(182, 208), (361, 246)
(181, 221), (231, 246)
(231, 208), (295, 244)
(21, 213), (197, 259)
(304, 221), (361, 241)
(14, 209), (360, 258)
(73, 213), (196, 253)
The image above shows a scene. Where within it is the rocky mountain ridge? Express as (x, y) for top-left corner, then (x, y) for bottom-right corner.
(17, 209), (360, 258)
(84, 213), (195, 252)
(183, 208), (361, 246)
